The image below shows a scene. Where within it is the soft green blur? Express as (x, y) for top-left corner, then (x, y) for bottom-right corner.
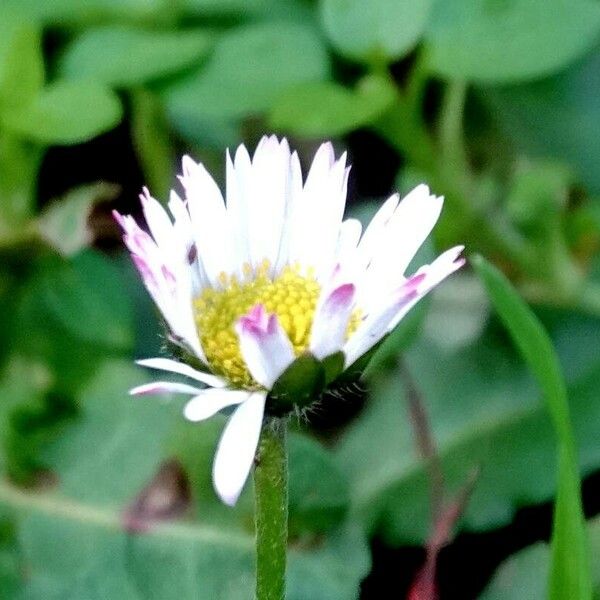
(1, 1), (600, 597)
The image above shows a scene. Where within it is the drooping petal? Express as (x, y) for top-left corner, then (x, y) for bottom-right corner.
(183, 389), (249, 422)
(136, 358), (227, 388)
(130, 381), (205, 396)
(212, 391), (266, 506)
(235, 305), (296, 389)
(114, 210), (205, 362)
(310, 283), (356, 360)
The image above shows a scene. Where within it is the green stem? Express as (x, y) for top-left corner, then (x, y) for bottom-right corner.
(254, 418), (288, 600)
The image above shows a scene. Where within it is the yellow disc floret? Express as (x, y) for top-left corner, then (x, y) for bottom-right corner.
(194, 260), (360, 389)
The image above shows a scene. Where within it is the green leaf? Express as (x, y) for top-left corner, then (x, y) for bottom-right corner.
(473, 256), (591, 599)
(0, 361), (369, 598)
(37, 183), (119, 256)
(17, 251), (134, 354)
(163, 21), (329, 122)
(0, 18), (43, 112)
(1, 0), (168, 25)
(42, 360), (181, 505)
(287, 434), (349, 535)
(334, 311), (600, 544)
(481, 516), (600, 598)
(0, 357), (53, 479)
(424, 0), (600, 82)
(480, 542), (550, 600)
(2, 81), (122, 145)
(269, 75), (396, 137)
(481, 48), (600, 194)
(60, 26), (215, 87)
(319, 0), (433, 63)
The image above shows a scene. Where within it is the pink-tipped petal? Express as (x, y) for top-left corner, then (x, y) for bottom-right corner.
(310, 283), (356, 360)
(136, 358), (227, 388)
(343, 282), (421, 368)
(235, 305), (296, 388)
(183, 389), (249, 422)
(130, 381), (204, 396)
(212, 391), (266, 506)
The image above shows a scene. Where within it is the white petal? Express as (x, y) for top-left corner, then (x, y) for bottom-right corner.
(246, 136), (291, 273)
(356, 193), (399, 269)
(386, 246), (465, 331)
(235, 305), (295, 389)
(130, 381), (204, 396)
(343, 280), (421, 368)
(140, 188), (175, 252)
(310, 283), (356, 360)
(180, 155), (233, 286)
(212, 391), (266, 506)
(183, 389), (249, 422)
(136, 358), (227, 388)
(336, 218), (362, 266)
(369, 185), (444, 279)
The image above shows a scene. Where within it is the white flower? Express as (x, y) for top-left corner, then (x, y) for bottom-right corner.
(115, 135), (464, 506)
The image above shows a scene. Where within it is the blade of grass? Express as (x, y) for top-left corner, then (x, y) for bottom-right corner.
(472, 254), (591, 600)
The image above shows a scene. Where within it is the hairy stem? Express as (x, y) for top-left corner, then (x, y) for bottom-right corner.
(254, 419), (288, 600)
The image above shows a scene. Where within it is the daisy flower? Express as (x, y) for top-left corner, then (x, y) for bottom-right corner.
(114, 135), (464, 506)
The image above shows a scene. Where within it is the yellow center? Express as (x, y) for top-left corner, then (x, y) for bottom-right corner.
(194, 260), (360, 389)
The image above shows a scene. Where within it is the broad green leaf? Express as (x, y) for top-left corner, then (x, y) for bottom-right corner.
(473, 256), (591, 599)
(2, 81), (122, 145)
(60, 26), (215, 87)
(481, 517), (600, 598)
(319, 0), (433, 63)
(163, 21), (329, 122)
(0, 361), (369, 599)
(287, 434), (349, 535)
(269, 75), (396, 137)
(37, 183), (119, 256)
(424, 0), (600, 82)
(482, 48), (600, 194)
(0, 18), (43, 112)
(42, 360), (181, 505)
(334, 312), (600, 544)
(16, 250), (134, 355)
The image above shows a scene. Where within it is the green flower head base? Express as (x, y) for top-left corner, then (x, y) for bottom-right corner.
(114, 136), (464, 506)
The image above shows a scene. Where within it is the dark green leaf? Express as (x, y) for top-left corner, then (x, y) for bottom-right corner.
(425, 0), (600, 82)
(481, 48), (600, 194)
(335, 313), (600, 545)
(60, 26), (215, 87)
(320, 0), (433, 62)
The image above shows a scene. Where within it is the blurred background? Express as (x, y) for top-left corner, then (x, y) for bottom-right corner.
(1, 0), (600, 598)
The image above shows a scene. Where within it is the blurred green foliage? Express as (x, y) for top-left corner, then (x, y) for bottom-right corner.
(1, 0), (600, 597)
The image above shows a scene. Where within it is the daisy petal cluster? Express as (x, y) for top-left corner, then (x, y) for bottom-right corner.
(115, 136), (464, 506)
